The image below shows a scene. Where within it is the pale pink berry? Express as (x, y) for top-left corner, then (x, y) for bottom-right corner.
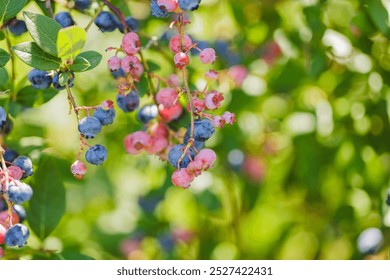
(145, 136), (168, 154)
(108, 56), (121, 72)
(157, 0), (178, 12)
(7, 166), (24, 180)
(169, 34), (193, 53)
(156, 88), (178, 108)
(243, 156), (266, 183)
(129, 63), (144, 79)
(186, 160), (203, 176)
(159, 103), (183, 122)
(204, 90), (224, 110)
(121, 32), (140, 55)
(222, 111), (235, 124)
(187, 97), (205, 112)
(0, 224), (6, 245)
(172, 228), (194, 243)
(212, 116), (225, 128)
(200, 48), (216, 64)
(228, 65), (248, 86)
(124, 131), (152, 155)
(70, 160), (87, 180)
(263, 41), (282, 65)
(101, 99), (114, 110)
(195, 149), (216, 170)
(171, 169), (194, 189)
(205, 69), (218, 80)
(174, 52), (190, 69)
(149, 122), (169, 138)
(121, 55), (141, 73)
(167, 74), (180, 87)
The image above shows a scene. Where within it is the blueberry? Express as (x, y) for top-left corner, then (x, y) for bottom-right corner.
(1, 116), (13, 136)
(137, 104), (158, 124)
(13, 204), (27, 223)
(55, 12), (75, 28)
(0, 106), (7, 129)
(357, 228), (383, 255)
(183, 130), (204, 151)
(190, 119), (214, 142)
(118, 16), (140, 33)
(3, 149), (19, 165)
(178, 0), (201, 11)
(93, 107), (116, 126)
(27, 69), (52, 89)
(158, 234), (175, 252)
(85, 144), (108, 165)
(75, 0), (91, 10)
(7, 182), (33, 204)
(8, 20), (27, 36)
(78, 116), (102, 139)
(168, 144), (195, 168)
(4, 223), (30, 248)
(150, 0), (169, 18)
(94, 11), (118, 32)
(52, 71), (74, 90)
(116, 92), (140, 113)
(12, 155), (33, 179)
(111, 67), (126, 79)
(0, 198), (7, 211)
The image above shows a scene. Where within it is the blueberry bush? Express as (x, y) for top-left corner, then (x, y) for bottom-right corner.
(0, 0), (389, 260)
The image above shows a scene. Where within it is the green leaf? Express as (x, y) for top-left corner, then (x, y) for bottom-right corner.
(365, 0), (390, 39)
(58, 72), (71, 86)
(16, 86), (58, 108)
(0, 0), (28, 24)
(28, 154), (67, 240)
(12, 42), (61, 71)
(0, 48), (10, 68)
(57, 26), (87, 61)
(23, 11), (62, 57)
(69, 51), (102, 72)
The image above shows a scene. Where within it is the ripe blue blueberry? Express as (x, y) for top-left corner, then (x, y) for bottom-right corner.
(7, 182), (33, 204)
(116, 91), (140, 113)
(94, 11), (118, 32)
(0, 106), (7, 129)
(0, 115), (12, 136)
(93, 107), (116, 126)
(0, 199), (7, 211)
(78, 116), (102, 139)
(13, 204), (27, 223)
(8, 20), (27, 36)
(12, 155), (33, 179)
(118, 16), (140, 33)
(111, 67), (126, 79)
(52, 71), (74, 90)
(3, 149), (19, 165)
(27, 69), (52, 89)
(137, 104), (158, 124)
(85, 144), (108, 165)
(150, 0), (169, 18)
(190, 119), (215, 142)
(4, 223), (30, 248)
(178, 0), (201, 11)
(183, 131), (205, 151)
(75, 0), (91, 10)
(168, 144), (195, 168)
(55, 12), (75, 28)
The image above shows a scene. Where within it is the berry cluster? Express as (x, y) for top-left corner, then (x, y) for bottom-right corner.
(28, 69), (75, 91)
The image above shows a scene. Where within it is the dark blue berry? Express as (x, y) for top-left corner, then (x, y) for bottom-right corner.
(75, 0), (91, 10)
(7, 182), (33, 204)
(55, 12), (75, 28)
(168, 144), (195, 168)
(12, 155), (33, 179)
(52, 71), (74, 90)
(158, 234), (175, 252)
(13, 204), (27, 223)
(3, 149), (19, 165)
(0, 198), (7, 211)
(8, 20), (27, 36)
(1, 116), (13, 136)
(4, 223), (30, 248)
(85, 144), (108, 165)
(78, 116), (102, 139)
(94, 11), (118, 32)
(191, 119), (215, 142)
(183, 130), (204, 151)
(118, 16), (140, 33)
(93, 107), (116, 126)
(116, 92), (140, 113)
(28, 69), (52, 89)
(137, 104), (158, 124)
(150, 0), (169, 18)
(0, 106), (7, 129)
(178, 0), (201, 11)
(111, 67), (126, 79)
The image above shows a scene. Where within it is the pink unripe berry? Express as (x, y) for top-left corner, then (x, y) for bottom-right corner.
(228, 65), (248, 86)
(195, 148), (217, 170)
(0, 247), (4, 258)
(156, 88), (178, 108)
(0, 224), (6, 245)
(108, 56), (121, 72)
(8, 166), (24, 180)
(204, 90), (224, 110)
(186, 160), (203, 176)
(171, 168), (194, 189)
(174, 52), (190, 69)
(187, 97), (205, 113)
(71, 160), (87, 180)
(149, 123), (169, 138)
(167, 74), (180, 88)
(101, 99), (114, 110)
(222, 111), (235, 124)
(157, 0), (178, 12)
(145, 136), (168, 154)
(169, 34), (193, 53)
(121, 55), (141, 73)
(121, 32), (140, 55)
(200, 48), (216, 64)
(124, 131), (152, 155)
(212, 116), (224, 128)
(159, 103), (183, 122)
(205, 69), (218, 80)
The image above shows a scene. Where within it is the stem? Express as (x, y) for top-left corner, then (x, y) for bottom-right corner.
(4, 29), (16, 101)
(0, 147), (13, 227)
(45, 0), (55, 18)
(65, 82), (80, 122)
(85, 2), (105, 32)
(138, 49), (157, 97)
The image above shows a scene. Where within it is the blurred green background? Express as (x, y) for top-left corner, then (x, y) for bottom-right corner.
(1, 0), (390, 260)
